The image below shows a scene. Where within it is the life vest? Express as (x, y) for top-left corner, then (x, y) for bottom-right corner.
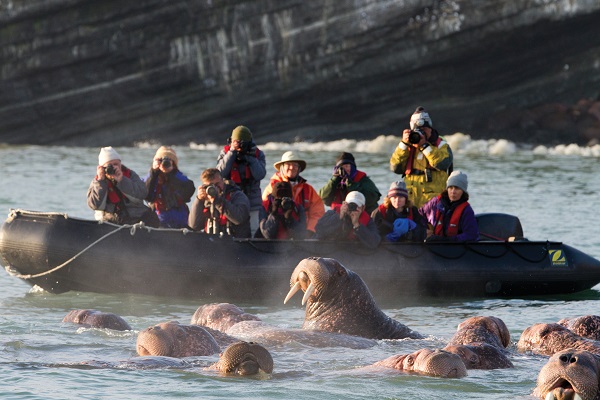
(332, 170), (367, 206)
(404, 136), (443, 175)
(202, 192), (232, 234)
(262, 196), (301, 239)
(433, 195), (470, 237)
(332, 203), (371, 240)
(106, 167), (132, 216)
(223, 145), (260, 189)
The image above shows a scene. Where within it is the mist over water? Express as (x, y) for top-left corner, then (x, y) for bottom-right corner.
(1, 135), (600, 399)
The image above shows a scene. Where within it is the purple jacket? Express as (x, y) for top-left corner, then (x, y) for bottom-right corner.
(419, 194), (479, 241)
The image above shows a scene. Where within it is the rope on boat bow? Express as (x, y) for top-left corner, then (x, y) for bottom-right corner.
(8, 223), (132, 280)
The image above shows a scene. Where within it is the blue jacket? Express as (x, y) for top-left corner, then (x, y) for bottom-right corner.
(144, 169), (195, 228)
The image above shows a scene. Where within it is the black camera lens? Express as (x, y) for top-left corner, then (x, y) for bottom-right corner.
(104, 164), (116, 175)
(206, 184), (219, 198)
(347, 203), (359, 212)
(281, 197), (293, 211)
(408, 129), (423, 144)
(161, 158), (172, 168)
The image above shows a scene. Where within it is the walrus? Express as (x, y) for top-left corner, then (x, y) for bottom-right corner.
(443, 316), (513, 369)
(136, 321), (220, 357)
(371, 348), (467, 378)
(559, 316), (600, 341)
(533, 349), (600, 400)
(191, 302), (376, 349)
(62, 309), (131, 331)
(209, 341), (274, 375)
(284, 257), (422, 340)
(517, 323), (600, 356)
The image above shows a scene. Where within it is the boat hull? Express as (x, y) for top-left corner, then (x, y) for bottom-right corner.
(1, 210), (600, 303)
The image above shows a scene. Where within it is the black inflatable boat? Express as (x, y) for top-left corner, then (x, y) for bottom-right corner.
(1, 209), (600, 303)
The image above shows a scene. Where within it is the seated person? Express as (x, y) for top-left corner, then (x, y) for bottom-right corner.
(315, 191), (381, 249)
(87, 146), (159, 227)
(419, 170), (479, 242)
(371, 181), (427, 242)
(188, 168), (251, 238)
(259, 181), (307, 240)
(144, 146), (195, 228)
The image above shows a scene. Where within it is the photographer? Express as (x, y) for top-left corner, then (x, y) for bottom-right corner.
(389, 106), (453, 208)
(87, 146), (159, 227)
(216, 125), (266, 236)
(259, 181), (306, 240)
(144, 146), (195, 228)
(315, 191), (381, 249)
(188, 168), (251, 238)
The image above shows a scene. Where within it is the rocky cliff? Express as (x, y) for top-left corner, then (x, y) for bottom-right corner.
(1, 0), (599, 146)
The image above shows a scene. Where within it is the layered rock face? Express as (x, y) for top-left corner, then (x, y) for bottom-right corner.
(1, 0), (599, 146)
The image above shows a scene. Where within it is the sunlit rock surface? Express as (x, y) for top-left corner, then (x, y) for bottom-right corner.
(1, 0), (599, 146)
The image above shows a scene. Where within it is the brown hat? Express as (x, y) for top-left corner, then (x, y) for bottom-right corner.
(335, 152), (355, 167)
(273, 181), (293, 199)
(273, 151), (307, 172)
(154, 146), (178, 166)
(231, 125), (253, 141)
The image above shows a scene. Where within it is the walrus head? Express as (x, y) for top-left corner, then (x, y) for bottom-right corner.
(374, 348), (467, 378)
(533, 349), (600, 400)
(517, 323), (584, 356)
(212, 341), (274, 375)
(136, 321), (220, 358)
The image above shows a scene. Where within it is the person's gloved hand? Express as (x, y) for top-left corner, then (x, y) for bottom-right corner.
(271, 199), (281, 214)
(425, 234), (450, 242)
(386, 218), (416, 242)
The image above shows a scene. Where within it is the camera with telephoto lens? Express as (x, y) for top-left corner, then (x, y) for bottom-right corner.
(347, 202), (359, 212)
(280, 197), (294, 211)
(204, 184), (219, 198)
(160, 157), (172, 169)
(408, 128), (424, 144)
(104, 164), (116, 175)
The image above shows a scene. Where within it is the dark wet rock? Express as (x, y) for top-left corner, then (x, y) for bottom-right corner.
(1, 0), (599, 146)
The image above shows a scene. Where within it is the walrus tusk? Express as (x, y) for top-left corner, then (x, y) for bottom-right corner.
(284, 281), (301, 304)
(301, 283), (315, 305)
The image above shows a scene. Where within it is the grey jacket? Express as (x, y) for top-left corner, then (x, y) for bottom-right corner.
(216, 146), (266, 211)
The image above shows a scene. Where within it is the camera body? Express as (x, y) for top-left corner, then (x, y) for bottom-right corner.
(408, 128), (424, 145)
(204, 184), (219, 198)
(160, 157), (172, 169)
(104, 164), (116, 175)
(347, 202), (359, 212)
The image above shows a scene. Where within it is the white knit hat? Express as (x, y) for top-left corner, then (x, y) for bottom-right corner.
(98, 146), (121, 166)
(410, 106), (433, 130)
(345, 191), (365, 207)
(446, 170), (468, 193)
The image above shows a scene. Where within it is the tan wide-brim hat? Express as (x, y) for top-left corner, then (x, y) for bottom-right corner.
(273, 151), (307, 172)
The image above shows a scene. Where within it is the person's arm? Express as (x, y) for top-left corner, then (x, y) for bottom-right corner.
(318, 176), (340, 207)
(216, 149), (236, 177)
(172, 171), (196, 203)
(454, 205), (480, 241)
(144, 169), (159, 202)
(220, 191), (250, 225)
(259, 213), (279, 239)
(87, 178), (108, 211)
(353, 218), (381, 249)
(245, 148), (267, 181)
(116, 169), (148, 204)
(389, 141), (411, 175)
(314, 210), (343, 239)
(187, 196), (208, 231)
(423, 141), (453, 172)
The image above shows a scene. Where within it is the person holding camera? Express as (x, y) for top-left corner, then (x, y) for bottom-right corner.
(188, 168), (251, 238)
(389, 106), (453, 208)
(371, 181), (427, 242)
(87, 146), (160, 227)
(419, 170), (479, 242)
(143, 146), (195, 228)
(216, 125), (266, 236)
(259, 181), (306, 240)
(315, 191), (381, 249)
(318, 152), (381, 214)
(262, 151), (325, 238)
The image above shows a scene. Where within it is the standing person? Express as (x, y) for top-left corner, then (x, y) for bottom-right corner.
(259, 181), (307, 240)
(262, 151), (325, 237)
(315, 191), (381, 249)
(216, 125), (266, 236)
(318, 152), (381, 214)
(188, 168), (251, 238)
(419, 170), (479, 242)
(144, 146), (195, 229)
(389, 106), (453, 208)
(371, 181), (427, 242)
(87, 146), (159, 227)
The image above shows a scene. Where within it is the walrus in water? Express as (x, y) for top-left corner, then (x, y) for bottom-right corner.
(559, 315), (600, 341)
(136, 321), (220, 357)
(517, 323), (600, 357)
(62, 309), (131, 331)
(284, 257), (422, 340)
(209, 341), (274, 375)
(371, 348), (467, 378)
(533, 349), (600, 400)
(191, 302), (376, 349)
(443, 316), (513, 369)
